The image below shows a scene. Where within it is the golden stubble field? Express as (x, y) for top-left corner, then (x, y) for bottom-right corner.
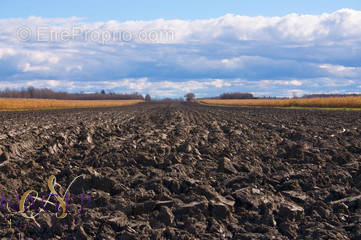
(198, 96), (361, 109)
(0, 98), (143, 111)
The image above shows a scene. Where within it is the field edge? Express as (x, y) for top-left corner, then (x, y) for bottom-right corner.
(0, 98), (144, 111)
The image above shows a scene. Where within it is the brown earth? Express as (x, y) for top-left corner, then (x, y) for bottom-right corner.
(0, 102), (361, 239)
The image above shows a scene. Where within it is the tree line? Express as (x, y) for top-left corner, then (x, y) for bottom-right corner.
(0, 87), (144, 100)
(218, 92), (254, 99)
(4, 88), (356, 102)
(302, 93), (361, 98)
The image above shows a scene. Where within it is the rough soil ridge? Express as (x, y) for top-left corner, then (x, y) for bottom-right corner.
(0, 102), (361, 239)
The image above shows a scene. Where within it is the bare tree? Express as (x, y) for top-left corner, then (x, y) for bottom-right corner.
(145, 94), (151, 102)
(185, 93), (195, 102)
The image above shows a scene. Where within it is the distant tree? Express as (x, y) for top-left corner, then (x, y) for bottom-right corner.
(27, 86), (35, 98)
(100, 89), (106, 95)
(219, 92), (254, 99)
(145, 94), (151, 102)
(185, 93), (195, 102)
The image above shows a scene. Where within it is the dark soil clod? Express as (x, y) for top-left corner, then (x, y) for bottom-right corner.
(0, 102), (360, 239)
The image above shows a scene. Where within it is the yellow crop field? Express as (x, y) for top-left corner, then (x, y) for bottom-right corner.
(198, 96), (361, 109)
(0, 98), (143, 111)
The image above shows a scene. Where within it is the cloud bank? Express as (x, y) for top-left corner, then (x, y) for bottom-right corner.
(1, 9), (361, 97)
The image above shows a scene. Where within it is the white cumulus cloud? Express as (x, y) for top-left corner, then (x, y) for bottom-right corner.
(0, 9), (361, 96)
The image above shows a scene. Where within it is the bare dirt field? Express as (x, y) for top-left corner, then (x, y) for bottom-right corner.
(0, 102), (361, 239)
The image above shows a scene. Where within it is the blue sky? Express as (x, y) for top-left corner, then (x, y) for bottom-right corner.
(0, 1), (361, 97)
(1, 0), (360, 21)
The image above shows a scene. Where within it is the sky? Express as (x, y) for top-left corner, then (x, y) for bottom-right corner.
(0, 1), (361, 97)
(1, 0), (361, 21)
